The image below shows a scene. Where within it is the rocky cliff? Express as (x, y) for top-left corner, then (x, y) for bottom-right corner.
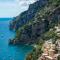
(9, 0), (60, 45)
(9, 0), (48, 30)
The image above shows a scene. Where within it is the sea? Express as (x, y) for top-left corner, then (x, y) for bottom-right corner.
(0, 18), (33, 60)
(0, 0), (38, 60)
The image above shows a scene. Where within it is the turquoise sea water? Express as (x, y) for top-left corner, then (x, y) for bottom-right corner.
(0, 18), (32, 60)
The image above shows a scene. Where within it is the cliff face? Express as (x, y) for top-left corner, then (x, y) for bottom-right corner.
(10, 0), (48, 30)
(9, 0), (60, 44)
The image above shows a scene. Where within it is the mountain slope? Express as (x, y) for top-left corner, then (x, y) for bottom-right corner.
(9, 0), (60, 45)
(9, 0), (48, 30)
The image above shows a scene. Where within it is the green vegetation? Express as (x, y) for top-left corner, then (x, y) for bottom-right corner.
(14, 0), (60, 44)
(25, 26), (60, 60)
(25, 0), (60, 60)
(26, 40), (43, 60)
(10, 0), (60, 60)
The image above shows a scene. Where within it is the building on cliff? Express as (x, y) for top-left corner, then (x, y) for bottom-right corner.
(56, 39), (60, 54)
(38, 40), (60, 60)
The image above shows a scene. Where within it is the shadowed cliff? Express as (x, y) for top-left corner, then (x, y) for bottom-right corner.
(9, 0), (60, 45)
(10, 0), (48, 30)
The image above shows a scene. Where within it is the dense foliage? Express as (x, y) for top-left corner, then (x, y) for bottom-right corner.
(12, 0), (60, 45)
(9, 0), (60, 60)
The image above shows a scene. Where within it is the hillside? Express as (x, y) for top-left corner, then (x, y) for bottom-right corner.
(9, 0), (48, 30)
(9, 0), (60, 45)
(9, 0), (60, 60)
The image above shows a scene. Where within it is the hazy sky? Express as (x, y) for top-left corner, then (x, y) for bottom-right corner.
(0, 0), (37, 17)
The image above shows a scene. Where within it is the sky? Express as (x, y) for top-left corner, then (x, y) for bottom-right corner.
(0, 0), (37, 18)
